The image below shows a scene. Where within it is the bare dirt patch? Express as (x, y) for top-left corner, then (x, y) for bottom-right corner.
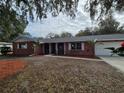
(0, 60), (26, 79)
(0, 56), (124, 93)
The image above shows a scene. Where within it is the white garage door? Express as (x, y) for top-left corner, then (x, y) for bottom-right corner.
(95, 42), (122, 56)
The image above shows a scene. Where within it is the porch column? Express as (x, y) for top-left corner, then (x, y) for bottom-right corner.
(42, 44), (45, 54)
(56, 43), (58, 55)
(49, 43), (52, 54)
(64, 43), (66, 55)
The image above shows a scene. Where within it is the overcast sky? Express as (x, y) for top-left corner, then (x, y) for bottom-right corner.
(25, 0), (124, 37)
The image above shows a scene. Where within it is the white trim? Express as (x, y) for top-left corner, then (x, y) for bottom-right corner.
(17, 43), (27, 49)
(56, 43), (58, 54)
(64, 43), (66, 55)
(68, 43), (71, 50)
(17, 44), (19, 49)
(81, 43), (84, 50)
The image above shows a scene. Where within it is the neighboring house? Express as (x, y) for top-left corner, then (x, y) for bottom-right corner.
(0, 42), (12, 50)
(0, 42), (12, 55)
(13, 34), (124, 57)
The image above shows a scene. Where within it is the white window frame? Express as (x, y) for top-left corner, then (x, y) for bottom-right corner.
(69, 42), (83, 50)
(17, 43), (27, 49)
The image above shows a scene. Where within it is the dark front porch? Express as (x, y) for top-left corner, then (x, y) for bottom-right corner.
(43, 43), (65, 55)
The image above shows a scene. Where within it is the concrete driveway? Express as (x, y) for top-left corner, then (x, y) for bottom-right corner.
(100, 56), (124, 72)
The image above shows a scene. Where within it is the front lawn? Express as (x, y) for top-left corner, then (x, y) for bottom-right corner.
(0, 56), (124, 93)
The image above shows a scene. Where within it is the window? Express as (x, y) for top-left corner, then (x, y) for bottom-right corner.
(71, 43), (76, 49)
(17, 43), (27, 49)
(77, 43), (81, 49)
(70, 42), (82, 50)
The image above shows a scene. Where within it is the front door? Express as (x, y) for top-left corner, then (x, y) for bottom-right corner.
(44, 43), (49, 54)
(58, 43), (64, 55)
(51, 43), (56, 54)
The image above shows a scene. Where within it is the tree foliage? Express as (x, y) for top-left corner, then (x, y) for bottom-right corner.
(45, 32), (73, 38)
(60, 32), (73, 37)
(76, 15), (124, 36)
(0, 0), (78, 41)
(1, 0), (124, 41)
(22, 32), (32, 36)
(85, 0), (124, 20)
(75, 27), (92, 36)
(2, 0), (123, 21)
(1, 0), (124, 25)
(0, 0), (28, 41)
(45, 32), (60, 39)
(0, 0), (79, 20)
(95, 15), (124, 34)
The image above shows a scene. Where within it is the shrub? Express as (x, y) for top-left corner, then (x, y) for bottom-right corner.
(105, 47), (124, 56)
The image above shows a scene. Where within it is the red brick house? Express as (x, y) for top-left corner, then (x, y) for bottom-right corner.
(13, 34), (124, 57)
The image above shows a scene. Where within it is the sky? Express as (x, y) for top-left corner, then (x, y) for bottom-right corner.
(25, 0), (124, 37)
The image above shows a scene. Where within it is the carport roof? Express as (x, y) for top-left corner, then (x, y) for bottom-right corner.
(39, 34), (124, 43)
(0, 42), (12, 45)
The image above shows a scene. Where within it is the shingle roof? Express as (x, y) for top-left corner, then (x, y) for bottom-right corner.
(13, 35), (37, 42)
(13, 34), (124, 43)
(39, 34), (124, 43)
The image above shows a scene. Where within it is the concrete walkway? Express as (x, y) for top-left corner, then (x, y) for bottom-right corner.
(100, 56), (124, 72)
(44, 55), (103, 62)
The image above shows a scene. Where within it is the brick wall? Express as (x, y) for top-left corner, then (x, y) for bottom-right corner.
(13, 41), (34, 56)
(34, 44), (44, 55)
(65, 42), (95, 57)
(13, 41), (95, 57)
(84, 42), (95, 57)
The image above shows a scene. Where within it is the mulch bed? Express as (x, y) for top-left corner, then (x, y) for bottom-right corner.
(0, 60), (26, 79)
